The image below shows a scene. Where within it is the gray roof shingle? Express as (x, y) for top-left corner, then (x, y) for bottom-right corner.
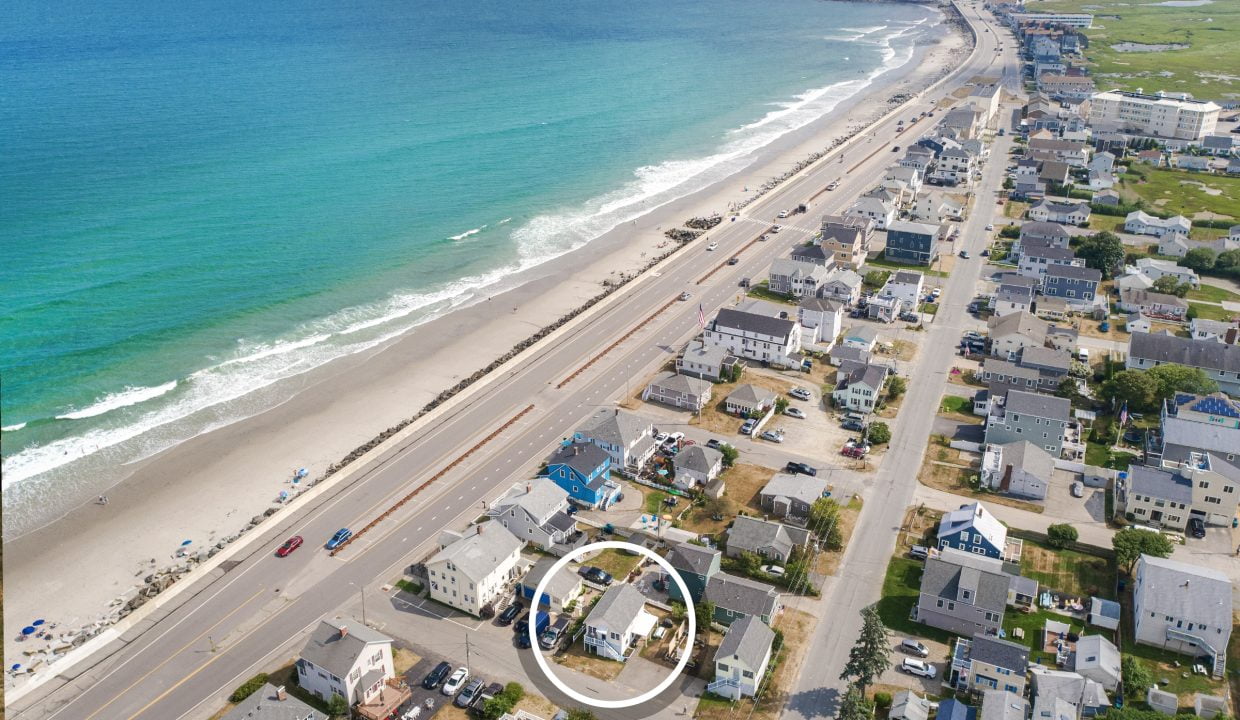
(705, 572), (781, 618)
(920, 549), (1009, 612)
(428, 523), (523, 583)
(587, 584), (648, 632)
(714, 615), (775, 670)
(299, 621), (394, 679)
(714, 308), (796, 339)
(1004, 389), (1070, 421)
(970, 634), (1030, 673)
(1129, 332), (1240, 373)
(666, 541), (721, 577)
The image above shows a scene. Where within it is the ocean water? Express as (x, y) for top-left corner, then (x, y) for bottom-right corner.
(0, 0), (935, 535)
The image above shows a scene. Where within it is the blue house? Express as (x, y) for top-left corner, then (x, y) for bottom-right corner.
(937, 699), (977, 720)
(884, 220), (942, 266)
(543, 441), (620, 509)
(936, 502), (1007, 559)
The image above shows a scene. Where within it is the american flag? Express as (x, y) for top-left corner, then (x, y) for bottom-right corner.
(1119, 401), (1128, 427)
(697, 303), (706, 329)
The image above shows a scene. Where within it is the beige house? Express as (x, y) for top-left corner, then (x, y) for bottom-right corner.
(708, 616), (776, 700)
(426, 523), (524, 616)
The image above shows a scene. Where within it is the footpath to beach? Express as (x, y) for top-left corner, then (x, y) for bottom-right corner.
(4, 6), (973, 705)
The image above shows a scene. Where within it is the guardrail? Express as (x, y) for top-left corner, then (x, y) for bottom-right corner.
(329, 404), (536, 555)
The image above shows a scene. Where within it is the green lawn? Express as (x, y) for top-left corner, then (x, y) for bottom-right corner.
(1018, 540), (1116, 599)
(1187, 284), (1240, 303)
(643, 488), (670, 515)
(1117, 167), (1240, 220)
(876, 555), (954, 645)
(1002, 608), (1093, 666)
(940, 395), (972, 415)
(868, 256), (949, 278)
(1085, 441), (1137, 470)
(1188, 302), (1238, 321)
(746, 281), (798, 307)
(589, 548), (642, 580)
(920, 302), (940, 315)
(1030, 0), (1240, 100)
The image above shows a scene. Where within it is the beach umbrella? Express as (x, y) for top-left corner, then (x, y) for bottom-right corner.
(180, 539), (192, 546)
(11, 664), (21, 671)
(21, 626), (36, 635)
(32, 619), (44, 627)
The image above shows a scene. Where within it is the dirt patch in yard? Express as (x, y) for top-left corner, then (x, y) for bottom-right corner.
(917, 445), (1045, 514)
(554, 641), (627, 682)
(514, 695), (562, 720)
(678, 463), (776, 538)
(817, 497), (863, 576)
(393, 647), (421, 675)
(435, 706), (472, 720)
(693, 374), (798, 435)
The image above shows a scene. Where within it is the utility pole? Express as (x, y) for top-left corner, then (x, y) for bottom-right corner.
(465, 635), (472, 675)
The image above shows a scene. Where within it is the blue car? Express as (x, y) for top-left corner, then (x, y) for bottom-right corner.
(326, 528), (353, 550)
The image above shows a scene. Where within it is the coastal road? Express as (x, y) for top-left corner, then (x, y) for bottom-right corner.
(780, 8), (1027, 720)
(11, 5), (1015, 719)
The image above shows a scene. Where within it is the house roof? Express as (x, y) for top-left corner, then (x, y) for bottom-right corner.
(1074, 635), (1120, 681)
(587, 583), (649, 632)
(1032, 199), (1089, 214)
(714, 615), (775, 670)
(920, 548), (1009, 611)
(1046, 264), (1100, 282)
(549, 441), (611, 477)
(997, 285), (1034, 304)
(522, 556), (582, 600)
(826, 268), (864, 289)
(666, 541), (721, 577)
(1135, 555), (1232, 633)
(770, 258), (831, 283)
(761, 473), (829, 508)
(1128, 464), (1193, 504)
(888, 220), (942, 237)
(1031, 668), (1088, 707)
(428, 523), (522, 583)
(1023, 244), (1076, 261)
(299, 620), (393, 679)
(1004, 389), (1070, 421)
(829, 346), (872, 365)
(1120, 287), (1189, 310)
(727, 384), (777, 407)
(848, 325), (881, 342)
(1020, 221), (1071, 239)
(981, 690), (1029, 720)
(577, 408), (650, 450)
(1129, 331), (1240, 373)
(938, 502), (1008, 549)
(891, 691), (933, 720)
(838, 361), (890, 393)
(491, 480), (568, 524)
(714, 308), (796, 339)
(970, 634), (1030, 673)
(705, 572), (781, 618)
(799, 296), (846, 313)
(222, 683), (325, 720)
(648, 370), (712, 397)
(728, 516), (809, 557)
(998, 440), (1056, 480)
(938, 699), (978, 720)
(675, 445), (724, 475)
(891, 270), (925, 286)
(790, 245), (833, 264)
(1020, 346), (1072, 372)
(988, 311), (1049, 343)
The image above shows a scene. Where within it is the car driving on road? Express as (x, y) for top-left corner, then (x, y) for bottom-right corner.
(276, 535), (303, 557)
(706, 242), (718, 251)
(785, 461), (817, 476)
(325, 528), (352, 550)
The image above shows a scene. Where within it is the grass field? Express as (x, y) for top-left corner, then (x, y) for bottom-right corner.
(1018, 541), (1116, 599)
(939, 395), (972, 415)
(1188, 283), (1240, 303)
(1026, 0), (1240, 100)
(867, 256), (950, 278)
(1189, 301), (1238, 321)
(1118, 166), (1240, 220)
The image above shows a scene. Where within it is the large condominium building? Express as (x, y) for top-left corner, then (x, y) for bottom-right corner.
(1012, 12), (1094, 28)
(1089, 90), (1220, 141)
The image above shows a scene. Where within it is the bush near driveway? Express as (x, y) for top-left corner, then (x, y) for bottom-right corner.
(229, 673), (269, 703)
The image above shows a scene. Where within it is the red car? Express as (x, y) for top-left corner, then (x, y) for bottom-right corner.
(276, 535), (303, 557)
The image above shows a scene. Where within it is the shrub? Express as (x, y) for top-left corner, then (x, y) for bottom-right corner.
(327, 693), (349, 716)
(1047, 523), (1079, 549)
(874, 692), (893, 709)
(230, 673), (269, 703)
(867, 422), (892, 445)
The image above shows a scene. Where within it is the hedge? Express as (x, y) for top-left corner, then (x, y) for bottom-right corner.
(230, 673), (269, 703)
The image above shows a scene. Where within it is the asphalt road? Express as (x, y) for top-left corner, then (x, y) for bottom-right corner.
(11, 6), (1018, 719)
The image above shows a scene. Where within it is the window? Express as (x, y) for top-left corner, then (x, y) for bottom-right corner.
(743, 670), (755, 679)
(719, 663), (730, 672)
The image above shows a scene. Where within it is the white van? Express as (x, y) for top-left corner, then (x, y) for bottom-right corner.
(1077, 348), (1090, 362)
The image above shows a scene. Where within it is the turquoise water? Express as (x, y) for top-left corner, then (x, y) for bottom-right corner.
(0, 0), (934, 524)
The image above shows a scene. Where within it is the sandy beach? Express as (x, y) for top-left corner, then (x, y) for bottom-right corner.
(3, 13), (969, 684)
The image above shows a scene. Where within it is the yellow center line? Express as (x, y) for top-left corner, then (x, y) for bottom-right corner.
(81, 587), (267, 720)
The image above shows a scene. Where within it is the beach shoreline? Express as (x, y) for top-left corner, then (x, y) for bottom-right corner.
(3, 10), (971, 688)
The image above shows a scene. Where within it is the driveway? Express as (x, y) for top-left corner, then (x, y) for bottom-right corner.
(1172, 525), (1240, 610)
(931, 416), (985, 444)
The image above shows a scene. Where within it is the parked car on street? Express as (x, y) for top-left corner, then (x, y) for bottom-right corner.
(841, 418), (866, 432)
(276, 535), (303, 557)
(540, 615), (572, 649)
(740, 418), (758, 435)
(901, 659), (937, 679)
(785, 461), (817, 476)
(442, 667), (470, 696)
(325, 528), (353, 550)
(422, 661), (453, 689)
(706, 438), (731, 451)
(789, 387), (812, 401)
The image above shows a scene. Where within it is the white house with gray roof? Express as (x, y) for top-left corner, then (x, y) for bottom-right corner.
(706, 572), (782, 626)
(832, 360), (891, 414)
(760, 473), (829, 522)
(673, 444), (724, 490)
(573, 408), (657, 472)
(709, 615), (776, 699)
(769, 258), (832, 298)
(725, 516), (811, 564)
(726, 384), (777, 416)
(1125, 211), (1192, 238)
(891, 691), (935, 720)
(1133, 257), (1200, 289)
(426, 523), (524, 616)
(1073, 635), (1121, 692)
(583, 584), (657, 661)
(487, 480), (577, 551)
(1134, 555), (1232, 676)
(981, 441), (1054, 500)
(705, 308), (802, 368)
(296, 620), (397, 708)
(676, 338), (740, 381)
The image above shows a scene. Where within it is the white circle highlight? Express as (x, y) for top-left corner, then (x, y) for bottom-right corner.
(528, 539), (696, 709)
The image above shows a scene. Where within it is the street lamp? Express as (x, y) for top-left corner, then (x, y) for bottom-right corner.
(349, 581), (367, 626)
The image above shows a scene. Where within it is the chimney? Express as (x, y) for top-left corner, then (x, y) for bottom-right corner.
(339, 625), (349, 639)
(276, 685), (287, 701)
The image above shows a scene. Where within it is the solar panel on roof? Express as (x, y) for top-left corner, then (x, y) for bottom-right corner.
(1190, 396), (1240, 418)
(1174, 393), (1195, 407)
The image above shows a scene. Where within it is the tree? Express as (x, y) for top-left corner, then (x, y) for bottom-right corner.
(1075, 231), (1125, 278)
(1182, 247), (1217, 273)
(694, 599), (716, 634)
(1151, 276), (1189, 297)
(886, 376), (907, 399)
(1047, 523), (1079, 549)
(735, 550), (763, 576)
(1101, 370), (1159, 412)
(729, 363), (744, 382)
(1215, 249), (1240, 270)
(1121, 655), (1153, 699)
(719, 444), (739, 468)
(866, 421), (892, 445)
(776, 396), (790, 414)
(327, 693), (349, 717)
(1112, 527), (1175, 574)
(839, 606), (892, 696)
(809, 497), (845, 551)
(837, 686), (874, 720)
(1000, 224), (1021, 239)
(1146, 363), (1218, 401)
(864, 270), (888, 288)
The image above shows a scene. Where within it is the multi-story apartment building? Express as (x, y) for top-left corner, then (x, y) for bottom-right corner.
(704, 308), (801, 367)
(1089, 90), (1221, 141)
